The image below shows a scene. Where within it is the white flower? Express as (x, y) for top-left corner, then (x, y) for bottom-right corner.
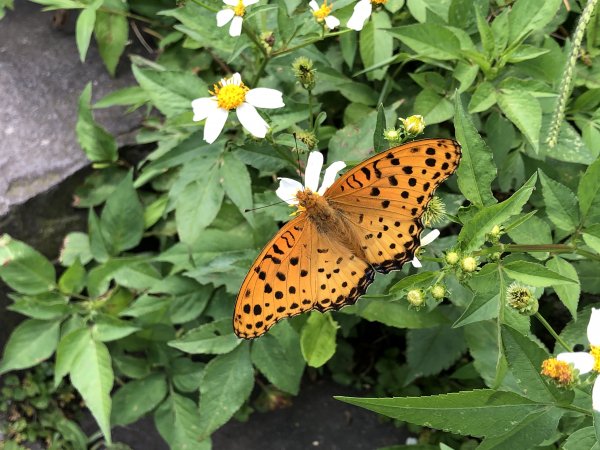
(216, 0), (258, 37)
(275, 151), (346, 204)
(309, 0), (340, 30)
(410, 229), (440, 268)
(556, 308), (600, 411)
(191, 73), (284, 144)
(347, 0), (373, 31)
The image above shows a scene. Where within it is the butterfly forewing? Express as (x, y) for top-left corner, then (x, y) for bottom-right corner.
(325, 138), (461, 273)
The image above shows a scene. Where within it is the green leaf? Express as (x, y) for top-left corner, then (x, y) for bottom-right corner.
(578, 158), (600, 227)
(58, 260), (86, 295)
(88, 210), (110, 263)
(502, 326), (568, 403)
(75, 4), (98, 62)
(414, 89), (453, 125)
(100, 171), (145, 253)
(94, 86), (148, 108)
(359, 11), (393, 80)
(458, 174), (537, 253)
(454, 93), (497, 207)
(0, 319), (60, 374)
(168, 318), (240, 354)
(538, 170), (579, 232)
(8, 293), (70, 321)
(197, 343), (254, 439)
(388, 271), (438, 294)
(76, 83), (118, 163)
(112, 373), (168, 426)
(154, 393), (207, 450)
(469, 82), (497, 113)
(583, 224), (600, 254)
(562, 426), (600, 450)
(373, 104), (387, 153)
(507, 0), (562, 44)
(251, 321), (305, 395)
(60, 232), (93, 266)
(497, 90), (541, 152)
(70, 333), (114, 444)
(347, 297), (449, 328)
(336, 390), (546, 437)
(93, 314), (140, 342)
(54, 327), (89, 388)
(0, 234), (56, 294)
(506, 215), (552, 261)
(94, 0), (128, 76)
(388, 23), (462, 60)
(300, 312), (338, 368)
(220, 152), (254, 225)
(175, 168), (225, 244)
(453, 290), (499, 328)
(503, 260), (577, 287)
(546, 257), (580, 319)
(406, 325), (467, 378)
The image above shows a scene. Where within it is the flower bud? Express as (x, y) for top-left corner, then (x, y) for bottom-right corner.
(407, 289), (425, 307)
(430, 284), (446, 300)
(460, 256), (478, 273)
(445, 251), (460, 265)
(260, 31), (275, 53)
(292, 57), (316, 90)
(294, 130), (318, 151)
(400, 115), (425, 136)
(383, 127), (402, 143)
(422, 196), (446, 227)
(507, 283), (538, 316)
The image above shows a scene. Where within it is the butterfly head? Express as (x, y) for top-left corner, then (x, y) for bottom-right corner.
(293, 188), (323, 215)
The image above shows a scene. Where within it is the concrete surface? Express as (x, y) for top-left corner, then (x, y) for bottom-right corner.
(0, 0), (142, 217)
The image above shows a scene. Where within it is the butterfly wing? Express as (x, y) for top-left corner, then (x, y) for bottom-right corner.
(234, 215), (374, 339)
(325, 138), (461, 273)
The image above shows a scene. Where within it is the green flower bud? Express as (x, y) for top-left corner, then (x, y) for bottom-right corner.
(400, 115), (425, 135)
(422, 196), (447, 227)
(445, 251), (460, 265)
(260, 31), (275, 53)
(294, 129), (318, 151)
(430, 284), (446, 300)
(507, 283), (538, 316)
(383, 127), (402, 143)
(407, 289), (425, 307)
(292, 57), (316, 90)
(460, 256), (478, 273)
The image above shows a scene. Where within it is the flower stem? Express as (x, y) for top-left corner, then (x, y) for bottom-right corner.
(546, 0), (598, 148)
(535, 312), (572, 352)
(252, 55), (269, 86)
(271, 28), (353, 57)
(475, 243), (600, 262)
(308, 89), (314, 129)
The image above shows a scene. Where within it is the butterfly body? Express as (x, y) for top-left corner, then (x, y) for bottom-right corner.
(234, 138), (462, 339)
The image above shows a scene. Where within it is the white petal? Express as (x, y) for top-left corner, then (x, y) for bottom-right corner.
(243, 0), (259, 5)
(276, 178), (303, 205)
(318, 161), (346, 195)
(587, 308), (600, 346)
(593, 378), (600, 412)
(216, 9), (235, 27)
(347, 0), (372, 31)
(420, 229), (440, 247)
(191, 97), (218, 122)
(203, 108), (229, 144)
(229, 16), (243, 37)
(231, 72), (242, 85)
(309, 0), (319, 11)
(304, 151), (324, 192)
(411, 256), (422, 268)
(557, 352), (595, 375)
(223, 0), (237, 5)
(324, 15), (340, 30)
(236, 103), (269, 138)
(245, 88), (285, 109)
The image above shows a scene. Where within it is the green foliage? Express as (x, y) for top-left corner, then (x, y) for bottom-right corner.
(2, 0), (600, 448)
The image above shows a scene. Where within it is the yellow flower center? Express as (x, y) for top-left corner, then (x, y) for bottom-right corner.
(371, 0), (387, 4)
(210, 79), (249, 110)
(541, 358), (574, 386)
(233, 0), (245, 16)
(312, 1), (332, 21)
(591, 346), (600, 372)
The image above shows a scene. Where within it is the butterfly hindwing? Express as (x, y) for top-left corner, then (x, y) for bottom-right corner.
(326, 138), (461, 273)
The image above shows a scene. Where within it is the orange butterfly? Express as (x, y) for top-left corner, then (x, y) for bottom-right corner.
(234, 138), (461, 338)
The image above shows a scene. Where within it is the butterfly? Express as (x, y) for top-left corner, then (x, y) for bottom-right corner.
(234, 138), (461, 339)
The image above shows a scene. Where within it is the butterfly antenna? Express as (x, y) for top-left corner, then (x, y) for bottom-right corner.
(244, 200), (288, 213)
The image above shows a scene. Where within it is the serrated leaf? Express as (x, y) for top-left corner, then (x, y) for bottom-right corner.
(503, 260), (577, 287)
(583, 224), (600, 254)
(562, 426), (600, 450)
(507, 0), (562, 44)
(168, 318), (240, 354)
(546, 257), (580, 319)
(497, 90), (541, 152)
(112, 373), (167, 426)
(538, 170), (579, 231)
(220, 152), (254, 226)
(373, 104), (387, 153)
(58, 260), (86, 295)
(54, 327), (89, 388)
(453, 291), (499, 328)
(300, 312), (338, 368)
(76, 83), (117, 163)
(347, 297), (448, 328)
(0, 234), (56, 294)
(458, 174), (537, 253)
(197, 343), (254, 439)
(93, 314), (140, 342)
(579, 158), (600, 227)
(454, 93), (497, 207)
(388, 23), (461, 60)
(359, 11), (393, 80)
(94, 0), (128, 76)
(154, 393), (207, 450)
(0, 319), (60, 375)
(76, 5), (98, 62)
(406, 325), (467, 378)
(336, 390), (545, 437)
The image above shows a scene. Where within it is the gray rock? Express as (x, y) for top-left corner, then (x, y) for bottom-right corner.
(0, 1), (142, 217)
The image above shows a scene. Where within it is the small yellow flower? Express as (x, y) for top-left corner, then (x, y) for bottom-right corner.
(541, 358), (574, 386)
(309, 0), (340, 29)
(216, 0), (258, 37)
(400, 115), (425, 135)
(591, 346), (600, 372)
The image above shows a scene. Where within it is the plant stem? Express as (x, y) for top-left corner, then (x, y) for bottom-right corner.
(271, 28), (353, 57)
(475, 243), (600, 261)
(308, 89), (314, 129)
(546, 0), (599, 148)
(252, 55), (269, 86)
(98, 6), (159, 25)
(535, 312), (572, 352)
